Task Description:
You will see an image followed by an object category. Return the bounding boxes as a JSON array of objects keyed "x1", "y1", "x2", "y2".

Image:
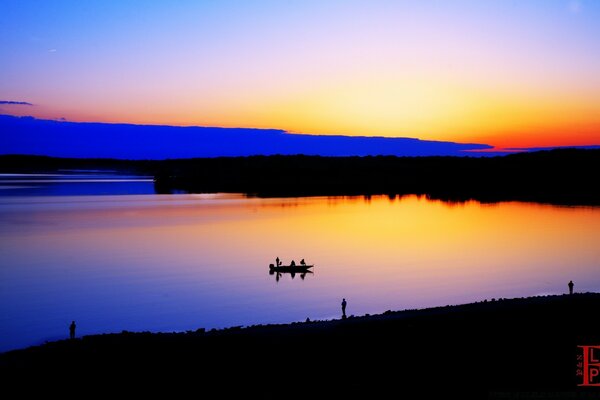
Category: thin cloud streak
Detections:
[{"x1": 0, "y1": 101, "x2": 33, "y2": 106}]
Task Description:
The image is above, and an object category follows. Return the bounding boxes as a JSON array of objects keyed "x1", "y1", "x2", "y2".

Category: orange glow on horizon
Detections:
[
  {"x1": 8, "y1": 98, "x2": 599, "y2": 151},
  {"x1": 6, "y1": 74, "x2": 598, "y2": 150},
  {"x1": 3, "y1": 1, "x2": 600, "y2": 149}
]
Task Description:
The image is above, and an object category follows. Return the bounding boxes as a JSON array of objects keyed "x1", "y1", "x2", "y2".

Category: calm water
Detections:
[{"x1": 1, "y1": 174, "x2": 599, "y2": 352}]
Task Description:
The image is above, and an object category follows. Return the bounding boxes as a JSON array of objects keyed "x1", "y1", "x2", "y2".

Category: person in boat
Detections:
[
  {"x1": 276, "y1": 257, "x2": 281, "y2": 267},
  {"x1": 290, "y1": 260, "x2": 296, "y2": 267},
  {"x1": 300, "y1": 259, "x2": 306, "y2": 266}
]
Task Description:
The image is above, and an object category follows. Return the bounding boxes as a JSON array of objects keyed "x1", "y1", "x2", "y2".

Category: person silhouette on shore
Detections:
[
  {"x1": 568, "y1": 280, "x2": 574, "y2": 295},
  {"x1": 69, "y1": 320, "x2": 76, "y2": 340},
  {"x1": 341, "y1": 298, "x2": 347, "y2": 319}
]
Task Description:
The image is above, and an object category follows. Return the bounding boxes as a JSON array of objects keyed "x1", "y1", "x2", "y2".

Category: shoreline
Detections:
[
  {"x1": 2, "y1": 149, "x2": 600, "y2": 206},
  {"x1": 2, "y1": 293, "x2": 599, "y2": 397}
]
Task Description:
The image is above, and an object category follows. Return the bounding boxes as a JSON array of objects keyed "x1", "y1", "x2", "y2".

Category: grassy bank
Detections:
[{"x1": 2, "y1": 293, "x2": 599, "y2": 398}]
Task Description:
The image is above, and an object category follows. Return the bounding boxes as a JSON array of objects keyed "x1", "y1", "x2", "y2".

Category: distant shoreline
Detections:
[
  {"x1": 2, "y1": 293, "x2": 599, "y2": 397},
  {"x1": 1, "y1": 149, "x2": 600, "y2": 205}
]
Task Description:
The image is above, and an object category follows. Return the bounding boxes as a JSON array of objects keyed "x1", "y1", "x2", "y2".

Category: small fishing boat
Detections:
[{"x1": 269, "y1": 263, "x2": 314, "y2": 273}]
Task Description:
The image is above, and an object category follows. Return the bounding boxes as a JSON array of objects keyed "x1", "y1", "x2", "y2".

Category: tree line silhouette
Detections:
[
  {"x1": 153, "y1": 149, "x2": 600, "y2": 205},
  {"x1": 2, "y1": 149, "x2": 599, "y2": 205}
]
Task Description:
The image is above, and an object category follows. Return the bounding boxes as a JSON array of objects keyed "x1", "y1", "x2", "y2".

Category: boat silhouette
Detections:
[
  {"x1": 269, "y1": 259, "x2": 314, "y2": 281},
  {"x1": 269, "y1": 263, "x2": 314, "y2": 273}
]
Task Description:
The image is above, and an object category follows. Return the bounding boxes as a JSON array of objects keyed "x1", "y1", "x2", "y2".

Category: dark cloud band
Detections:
[{"x1": 0, "y1": 100, "x2": 33, "y2": 106}]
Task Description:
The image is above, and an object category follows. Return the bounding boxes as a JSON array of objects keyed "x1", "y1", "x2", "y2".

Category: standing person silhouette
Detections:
[
  {"x1": 69, "y1": 320, "x2": 76, "y2": 340},
  {"x1": 341, "y1": 298, "x2": 347, "y2": 319},
  {"x1": 568, "y1": 280, "x2": 574, "y2": 295}
]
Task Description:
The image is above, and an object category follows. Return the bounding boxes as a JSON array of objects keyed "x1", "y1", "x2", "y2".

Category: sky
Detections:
[{"x1": 1, "y1": 0, "x2": 600, "y2": 150}]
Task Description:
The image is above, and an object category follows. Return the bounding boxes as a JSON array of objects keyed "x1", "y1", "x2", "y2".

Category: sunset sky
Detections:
[{"x1": 1, "y1": 0, "x2": 600, "y2": 149}]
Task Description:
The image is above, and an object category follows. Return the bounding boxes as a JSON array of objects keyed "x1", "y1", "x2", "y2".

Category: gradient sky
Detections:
[{"x1": 1, "y1": 0, "x2": 600, "y2": 149}]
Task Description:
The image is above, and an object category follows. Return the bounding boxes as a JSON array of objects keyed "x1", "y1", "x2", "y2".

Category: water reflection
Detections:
[
  {"x1": 270, "y1": 269, "x2": 314, "y2": 282},
  {"x1": 0, "y1": 171, "x2": 155, "y2": 196},
  {"x1": 0, "y1": 192, "x2": 598, "y2": 353}
]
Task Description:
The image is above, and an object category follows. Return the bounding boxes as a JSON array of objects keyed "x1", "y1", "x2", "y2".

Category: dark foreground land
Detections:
[
  {"x1": 2, "y1": 294, "x2": 600, "y2": 398},
  {"x1": 2, "y1": 148, "x2": 600, "y2": 205}
]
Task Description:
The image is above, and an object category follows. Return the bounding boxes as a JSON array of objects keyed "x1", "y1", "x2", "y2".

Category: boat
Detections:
[{"x1": 269, "y1": 263, "x2": 314, "y2": 273}]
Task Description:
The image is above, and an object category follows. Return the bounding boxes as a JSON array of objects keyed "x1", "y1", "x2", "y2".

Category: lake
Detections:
[{"x1": 1, "y1": 173, "x2": 599, "y2": 352}]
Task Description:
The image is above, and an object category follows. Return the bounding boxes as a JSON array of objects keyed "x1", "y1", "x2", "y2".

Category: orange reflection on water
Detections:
[{"x1": 0, "y1": 194, "x2": 599, "y2": 352}]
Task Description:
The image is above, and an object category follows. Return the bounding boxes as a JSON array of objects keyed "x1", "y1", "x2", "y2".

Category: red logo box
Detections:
[{"x1": 578, "y1": 345, "x2": 600, "y2": 386}]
